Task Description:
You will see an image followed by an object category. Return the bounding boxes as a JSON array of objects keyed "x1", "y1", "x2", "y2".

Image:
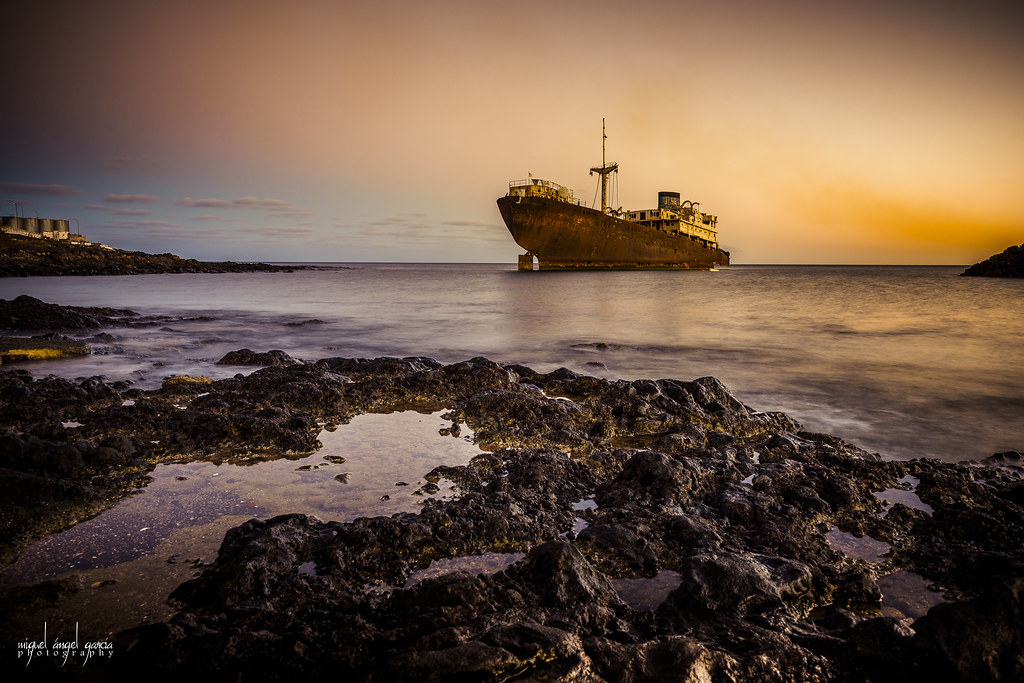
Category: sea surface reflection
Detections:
[{"x1": 4, "y1": 264, "x2": 1022, "y2": 462}]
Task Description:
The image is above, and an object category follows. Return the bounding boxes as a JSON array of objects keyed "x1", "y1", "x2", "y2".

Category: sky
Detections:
[{"x1": 1, "y1": 0, "x2": 1022, "y2": 264}]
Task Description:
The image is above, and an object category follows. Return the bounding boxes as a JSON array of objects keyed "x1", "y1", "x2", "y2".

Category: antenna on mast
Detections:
[{"x1": 590, "y1": 117, "x2": 618, "y2": 214}]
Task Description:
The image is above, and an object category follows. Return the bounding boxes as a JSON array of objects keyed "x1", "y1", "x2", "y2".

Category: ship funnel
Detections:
[{"x1": 658, "y1": 191, "x2": 680, "y2": 209}]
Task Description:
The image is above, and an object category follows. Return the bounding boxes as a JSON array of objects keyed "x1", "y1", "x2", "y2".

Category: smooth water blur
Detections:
[{"x1": 2, "y1": 264, "x2": 1022, "y2": 462}]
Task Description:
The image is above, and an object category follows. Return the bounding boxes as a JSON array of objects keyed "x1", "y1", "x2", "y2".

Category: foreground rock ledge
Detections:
[{"x1": 1, "y1": 354, "x2": 1022, "y2": 681}]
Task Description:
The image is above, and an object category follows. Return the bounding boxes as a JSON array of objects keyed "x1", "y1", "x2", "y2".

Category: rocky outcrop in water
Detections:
[
  {"x1": 0, "y1": 336, "x2": 89, "y2": 364},
  {"x1": 0, "y1": 233, "x2": 313, "y2": 276},
  {"x1": 961, "y1": 244, "x2": 1024, "y2": 278},
  {"x1": 0, "y1": 295, "x2": 167, "y2": 365},
  {"x1": 1, "y1": 332, "x2": 1022, "y2": 678},
  {"x1": 217, "y1": 348, "x2": 301, "y2": 366},
  {"x1": 0, "y1": 295, "x2": 140, "y2": 331}
]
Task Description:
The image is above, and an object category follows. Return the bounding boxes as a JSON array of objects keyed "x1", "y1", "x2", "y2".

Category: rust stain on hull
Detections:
[{"x1": 497, "y1": 195, "x2": 730, "y2": 271}]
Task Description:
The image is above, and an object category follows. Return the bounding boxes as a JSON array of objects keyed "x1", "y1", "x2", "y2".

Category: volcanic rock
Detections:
[{"x1": 0, "y1": 332, "x2": 1021, "y2": 680}]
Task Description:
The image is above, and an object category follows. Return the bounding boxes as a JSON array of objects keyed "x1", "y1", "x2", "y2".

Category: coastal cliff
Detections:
[
  {"x1": 961, "y1": 244, "x2": 1024, "y2": 278},
  {"x1": 0, "y1": 233, "x2": 303, "y2": 277}
]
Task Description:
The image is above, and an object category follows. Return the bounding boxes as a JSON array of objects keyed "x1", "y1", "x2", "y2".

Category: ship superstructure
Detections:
[{"x1": 625, "y1": 192, "x2": 720, "y2": 251}]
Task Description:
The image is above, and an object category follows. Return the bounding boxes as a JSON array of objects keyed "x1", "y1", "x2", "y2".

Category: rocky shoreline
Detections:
[
  {"x1": 1, "y1": 301, "x2": 1022, "y2": 681},
  {"x1": 0, "y1": 233, "x2": 321, "y2": 276}
]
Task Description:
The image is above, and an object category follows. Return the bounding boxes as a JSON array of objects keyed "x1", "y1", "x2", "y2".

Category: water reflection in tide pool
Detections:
[
  {"x1": 874, "y1": 475, "x2": 933, "y2": 517},
  {"x1": 824, "y1": 526, "x2": 950, "y2": 621},
  {"x1": 611, "y1": 571, "x2": 683, "y2": 611},
  {"x1": 825, "y1": 526, "x2": 891, "y2": 563},
  {"x1": 0, "y1": 411, "x2": 483, "y2": 639},
  {"x1": 878, "y1": 571, "x2": 948, "y2": 620}
]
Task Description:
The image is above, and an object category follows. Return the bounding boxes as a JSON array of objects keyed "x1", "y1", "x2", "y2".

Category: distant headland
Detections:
[
  {"x1": 961, "y1": 243, "x2": 1024, "y2": 278},
  {"x1": 0, "y1": 218, "x2": 315, "y2": 277}
]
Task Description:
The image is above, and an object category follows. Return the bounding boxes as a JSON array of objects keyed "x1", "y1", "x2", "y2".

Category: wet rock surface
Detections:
[{"x1": 0, "y1": 315, "x2": 1022, "y2": 679}]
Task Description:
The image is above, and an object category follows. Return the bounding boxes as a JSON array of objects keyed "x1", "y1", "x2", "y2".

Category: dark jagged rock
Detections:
[
  {"x1": 575, "y1": 523, "x2": 658, "y2": 577},
  {"x1": 216, "y1": 348, "x2": 300, "y2": 366},
  {"x1": 659, "y1": 549, "x2": 814, "y2": 618},
  {"x1": 505, "y1": 540, "x2": 623, "y2": 609},
  {"x1": 910, "y1": 574, "x2": 1024, "y2": 681},
  {"x1": 961, "y1": 243, "x2": 1024, "y2": 277},
  {"x1": 0, "y1": 295, "x2": 138, "y2": 331},
  {"x1": 0, "y1": 336, "x2": 1022, "y2": 680}
]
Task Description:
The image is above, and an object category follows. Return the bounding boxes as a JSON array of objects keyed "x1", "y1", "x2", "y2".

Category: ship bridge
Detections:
[{"x1": 626, "y1": 192, "x2": 720, "y2": 249}]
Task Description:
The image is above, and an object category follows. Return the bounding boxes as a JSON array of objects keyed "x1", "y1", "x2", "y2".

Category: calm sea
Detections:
[{"x1": 2, "y1": 264, "x2": 1021, "y2": 463}]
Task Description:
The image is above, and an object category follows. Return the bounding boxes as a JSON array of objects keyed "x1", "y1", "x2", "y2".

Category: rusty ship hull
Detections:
[{"x1": 497, "y1": 194, "x2": 730, "y2": 270}]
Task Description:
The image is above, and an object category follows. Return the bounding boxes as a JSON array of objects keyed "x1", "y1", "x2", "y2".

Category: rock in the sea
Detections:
[
  {"x1": 216, "y1": 348, "x2": 300, "y2": 366},
  {"x1": 961, "y1": 243, "x2": 1024, "y2": 277},
  {"x1": 0, "y1": 294, "x2": 137, "y2": 331},
  {"x1": 0, "y1": 336, "x2": 89, "y2": 363}
]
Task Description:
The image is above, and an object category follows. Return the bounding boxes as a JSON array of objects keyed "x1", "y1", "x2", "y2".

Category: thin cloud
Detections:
[
  {"x1": 104, "y1": 193, "x2": 162, "y2": 204},
  {"x1": 132, "y1": 226, "x2": 233, "y2": 240},
  {"x1": 351, "y1": 215, "x2": 508, "y2": 243},
  {"x1": 176, "y1": 197, "x2": 234, "y2": 209},
  {"x1": 232, "y1": 197, "x2": 299, "y2": 213},
  {"x1": 369, "y1": 216, "x2": 416, "y2": 226},
  {"x1": 238, "y1": 225, "x2": 316, "y2": 237},
  {"x1": 0, "y1": 182, "x2": 84, "y2": 196},
  {"x1": 101, "y1": 156, "x2": 157, "y2": 171},
  {"x1": 440, "y1": 219, "x2": 502, "y2": 229},
  {"x1": 175, "y1": 195, "x2": 314, "y2": 218},
  {"x1": 105, "y1": 219, "x2": 180, "y2": 230},
  {"x1": 85, "y1": 204, "x2": 153, "y2": 216}
]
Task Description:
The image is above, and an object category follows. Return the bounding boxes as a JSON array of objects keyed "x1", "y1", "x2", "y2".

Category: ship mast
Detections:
[{"x1": 589, "y1": 118, "x2": 618, "y2": 214}]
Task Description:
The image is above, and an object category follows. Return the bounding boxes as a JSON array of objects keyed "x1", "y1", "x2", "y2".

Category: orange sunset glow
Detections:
[{"x1": 1, "y1": 0, "x2": 1021, "y2": 263}]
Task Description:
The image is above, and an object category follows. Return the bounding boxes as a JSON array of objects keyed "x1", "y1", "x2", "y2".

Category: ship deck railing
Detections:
[{"x1": 508, "y1": 178, "x2": 572, "y2": 194}]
